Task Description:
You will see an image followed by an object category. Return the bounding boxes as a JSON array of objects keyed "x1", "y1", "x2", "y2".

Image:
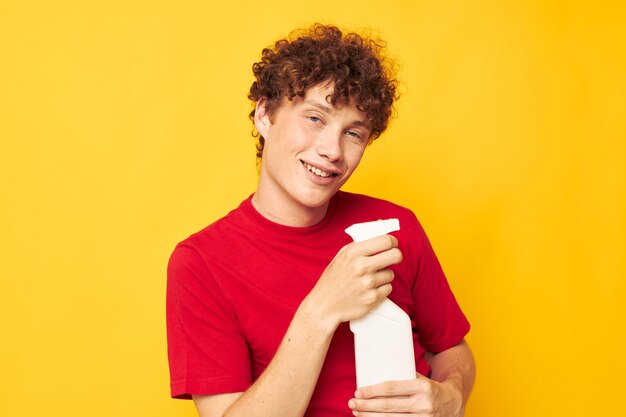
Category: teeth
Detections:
[{"x1": 304, "y1": 162, "x2": 332, "y2": 178}]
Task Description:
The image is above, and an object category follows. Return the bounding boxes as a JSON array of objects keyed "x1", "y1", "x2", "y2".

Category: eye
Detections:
[
  {"x1": 345, "y1": 130, "x2": 362, "y2": 140},
  {"x1": 307, "y1": 116, "x2": 321, "y2": 123}
]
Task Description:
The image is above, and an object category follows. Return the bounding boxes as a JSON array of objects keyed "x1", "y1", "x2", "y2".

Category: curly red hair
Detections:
[{"x1": 248, "y1": 24, "x2": 399, "y2": 160}]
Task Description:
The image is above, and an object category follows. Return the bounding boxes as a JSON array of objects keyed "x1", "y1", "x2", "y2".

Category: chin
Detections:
[{"x1": 296, "y1": 189, "x2": 337, "y2": 209}]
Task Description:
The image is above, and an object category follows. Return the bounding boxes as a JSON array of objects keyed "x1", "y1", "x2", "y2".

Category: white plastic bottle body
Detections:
[
  {"x1": 350, "y1": 299, "x2": 417, "y2": 387},
  {"x1": 345, "y1": 219, "x2": 417, "y2": 388}
]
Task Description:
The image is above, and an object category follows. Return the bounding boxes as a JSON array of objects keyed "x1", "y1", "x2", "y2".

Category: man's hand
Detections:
[
  {"x1": 347, "y1": 340, "x2": 475, "y2": 417},
  {"x1": 347, "y1": 374, "x2": 464, "y2": 417},
  {"x1": 301, "y1": 235, "x2": 403, "y2": 330}
]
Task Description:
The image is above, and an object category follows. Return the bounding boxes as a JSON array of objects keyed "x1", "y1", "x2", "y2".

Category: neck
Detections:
[{"x1": 252, "y1": 189, "x2": 330, "y2": 228}]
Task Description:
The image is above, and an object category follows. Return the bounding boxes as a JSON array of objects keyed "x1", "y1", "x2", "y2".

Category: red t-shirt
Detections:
[{"x1": 166, "y1": 191, "x2": 470, "y2": 415}]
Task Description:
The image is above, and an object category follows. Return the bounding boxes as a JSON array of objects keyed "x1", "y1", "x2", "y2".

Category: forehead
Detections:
[
  {"x1": 301, "y1": 82, "x2": 354, "y2": 109},
  {"x1": 278, "y1": 82, "x2": 366, "y2": 120}
]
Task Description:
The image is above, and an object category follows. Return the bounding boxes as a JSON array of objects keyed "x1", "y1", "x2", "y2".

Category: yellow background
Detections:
[{"x1": 1, "y1": 1, "x2": 624, "y2": 416}]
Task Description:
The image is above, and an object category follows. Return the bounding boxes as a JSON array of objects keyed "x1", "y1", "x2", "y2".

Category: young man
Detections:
[{"x1": 167, "y1": 24, "x2": 475, "y2": 417}]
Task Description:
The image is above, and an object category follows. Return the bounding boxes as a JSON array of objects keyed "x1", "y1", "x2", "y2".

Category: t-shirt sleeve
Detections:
[
  {"x1": 166, "y1": 243, "x2": 251, "y2": 399},
  {"x1": 407, "y1": 213, "x2": 470, "y2": 353}
]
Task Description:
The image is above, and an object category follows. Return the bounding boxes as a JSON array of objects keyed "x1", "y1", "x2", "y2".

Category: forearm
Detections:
[
  {"x1": 427, "y1": 339, "x2": 475, "y2": 411},
  {"x1": 223, "y1": 299, "x2": 337, "y2": 417}
]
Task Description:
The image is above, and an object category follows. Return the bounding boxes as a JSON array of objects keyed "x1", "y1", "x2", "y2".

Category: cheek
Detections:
[
  {"x1": 345, "y1": 145, "x2": 366, "y2": 168},
  {"x1": 293, "y1": 123, "x2": 317, "y2": 145}
]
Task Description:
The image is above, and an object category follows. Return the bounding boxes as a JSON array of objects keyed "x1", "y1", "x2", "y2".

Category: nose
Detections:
[{"x1": 315, "y1": 129, "x2": 342, "y2": 162}]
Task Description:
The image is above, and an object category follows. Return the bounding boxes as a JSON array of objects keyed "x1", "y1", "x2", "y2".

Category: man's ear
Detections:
[{"x1": 254, "y1": 97, "x2": 271, "y2": 139}]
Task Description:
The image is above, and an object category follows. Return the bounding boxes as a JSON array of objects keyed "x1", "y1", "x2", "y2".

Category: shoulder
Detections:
[
  {"x1": 167, "y1": 200, "x2": 254, "y2": 296},
  {"x1": 177, "y1": 199, "x2": 249, "y2": 250},
  {"x1": 169, "y1": 198, "x2": 253, "y2": 271}
]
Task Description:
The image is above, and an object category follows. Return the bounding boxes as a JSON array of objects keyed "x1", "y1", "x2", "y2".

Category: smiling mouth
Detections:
[{"x1": 301, "y1": 161, "x2": 338, "y2": 178}]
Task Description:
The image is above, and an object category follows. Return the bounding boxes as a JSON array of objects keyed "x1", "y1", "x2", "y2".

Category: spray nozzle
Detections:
[{"x1": 345, "y1": 218, "x2": 400, "y2": 242}]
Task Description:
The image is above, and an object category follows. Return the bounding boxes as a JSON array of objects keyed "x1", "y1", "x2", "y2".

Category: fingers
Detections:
[
  {"x1": 356, "y1": 378, "x2": 426, "y2": 398},
  {"x1": 338, "y1": 235, "x2": 402, "y2": 283},
  {"x1": 347, "y1": 239, "x2": 402, "y2": 275},
  {"x1": 376, "y1": 281, "x2": 393, "y2": 299},
  {"x1": 369, "y1": 246, "x2": 403, "y2": 269},
  {"x1": 348, "y1": 396, "x2": 415, "y2": 414},
  {"x1": 315, "y1": 234, "x2": 403, "y2": 324},
  {"x1": 369, "y1": 267, "x2": 394, "y2": 288},
  {"x1": 350, "y1": 413, "x2": 407, "y2": 417},
  {"x1": 349, "y1": 234, "x2": 399, "y2": 257},
  {"x1": 349, "y1": 378, "x2": 436, "y2": 416}
]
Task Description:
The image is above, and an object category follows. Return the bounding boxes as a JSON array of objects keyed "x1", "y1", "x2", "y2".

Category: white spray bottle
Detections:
[{"x1": 345, "y1": 219, "x2": 416, "y2": 388}]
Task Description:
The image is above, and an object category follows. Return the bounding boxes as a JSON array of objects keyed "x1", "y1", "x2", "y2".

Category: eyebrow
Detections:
[
  {"x1": 303, "y1": 100, "x2": 335, "y2": 114},
  {"x1": 302, "y1": 100, "x2": 371, "y2": 129}
]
